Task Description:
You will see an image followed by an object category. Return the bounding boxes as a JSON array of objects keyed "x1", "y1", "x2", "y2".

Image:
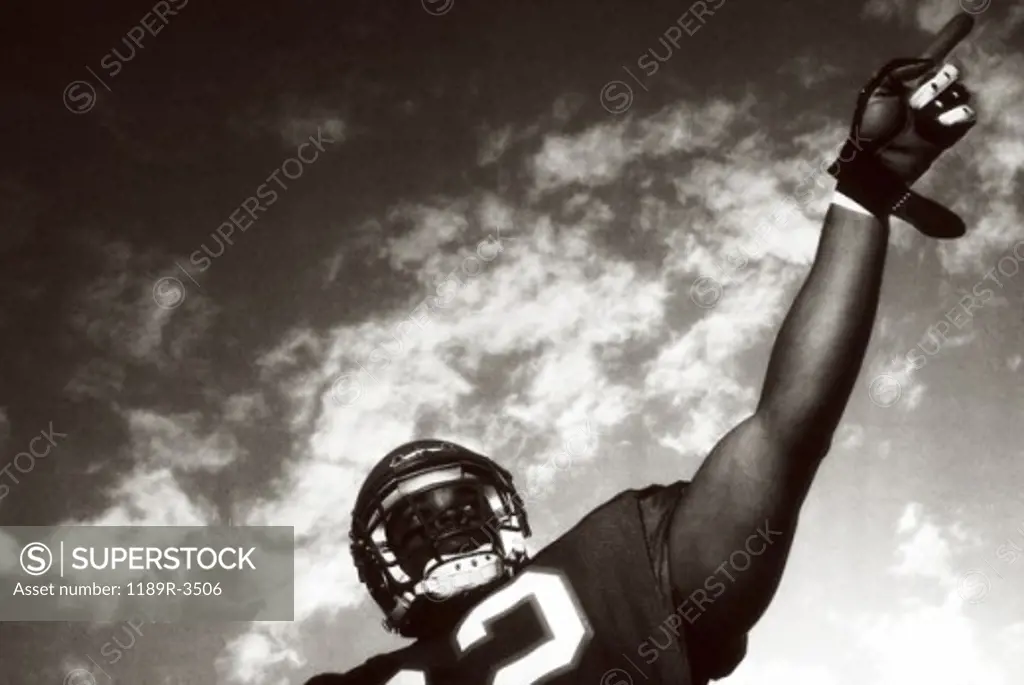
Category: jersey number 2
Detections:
[{"x1": 385, "y1": 569, "x2": 590, "y2": 685}]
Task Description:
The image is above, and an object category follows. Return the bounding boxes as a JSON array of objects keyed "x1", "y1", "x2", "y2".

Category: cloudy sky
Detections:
[{"x1": 2, "y1": 0, "x2": 1024, "y2": 683}]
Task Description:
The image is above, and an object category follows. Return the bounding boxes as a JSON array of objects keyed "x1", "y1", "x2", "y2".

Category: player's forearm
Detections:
[{"x1": 756, "y1": 203, "x2": 888, "y2": 447}]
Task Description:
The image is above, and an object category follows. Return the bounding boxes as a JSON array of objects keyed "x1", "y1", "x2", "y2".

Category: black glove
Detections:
[{"x1": 829, "y1": 14, "x2": 978, "y2": 238}]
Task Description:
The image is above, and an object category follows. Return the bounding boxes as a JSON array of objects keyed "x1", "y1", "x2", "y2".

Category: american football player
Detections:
[{"x1": 308, "y1": 14, "x2": 978, "y2": 685}]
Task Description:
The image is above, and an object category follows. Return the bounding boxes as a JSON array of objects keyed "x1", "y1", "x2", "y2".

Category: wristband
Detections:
[{"x1": 831, "y1": 192, "x2": 873, "y2": 216}]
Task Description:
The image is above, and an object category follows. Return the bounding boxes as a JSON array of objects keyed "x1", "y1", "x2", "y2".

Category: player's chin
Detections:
[
  {"x1": 438, "y1": 530, "x2": 491, "y2": 555},
  {"x1": 403, "y1": 531, "x2": 489, "y2": 571}
]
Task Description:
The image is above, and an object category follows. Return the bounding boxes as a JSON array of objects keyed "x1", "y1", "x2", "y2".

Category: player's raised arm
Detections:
[{"x1": 664, "y1": 15, "x2": 978, "y2": 663}]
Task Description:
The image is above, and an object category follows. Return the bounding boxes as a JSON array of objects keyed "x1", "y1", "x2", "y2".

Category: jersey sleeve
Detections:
[
  {"x1": 635, "y1": 481, "x2": 688, "y2": 607},
  {"x1": 634, "y1": 481, "x2": 747, "y2": 682}
]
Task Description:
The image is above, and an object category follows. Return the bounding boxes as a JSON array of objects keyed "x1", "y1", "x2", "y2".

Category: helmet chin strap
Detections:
[{"x1": 418, "y1": 546, "x2": 506, "y2": 600}]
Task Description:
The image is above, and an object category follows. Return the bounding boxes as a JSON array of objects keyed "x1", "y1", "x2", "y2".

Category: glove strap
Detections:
[
  {"x1": 827, "y1": 138, "x2": 966, "y2": 238},
  {"x1": 827, "y1": 139, "x2": 911, "y2": 219},
  {"x1": 894, "y1": 191, "x2": 967, "y2": 239}
]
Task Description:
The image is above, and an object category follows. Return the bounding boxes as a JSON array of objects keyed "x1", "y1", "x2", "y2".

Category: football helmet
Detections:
[{"x1": 350, "y1": 439, "x2": 531, "y2": 637}]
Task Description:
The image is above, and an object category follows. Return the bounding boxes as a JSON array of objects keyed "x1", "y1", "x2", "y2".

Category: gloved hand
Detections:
[{"x1": 829, "y1": 14, "x2": 978, "y2": 238}]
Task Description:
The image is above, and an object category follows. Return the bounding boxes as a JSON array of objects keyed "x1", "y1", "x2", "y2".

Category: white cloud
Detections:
[
  {"x1": 853, "y1": 592, "x2": 1007, "y2": 685},
  {"x1": 281, "y1": 116, "x2": 345, "y2": 147},
  {"x1": 860, "y1": 0, "x2": 961, "y2": 31},
  {"x1": 124, "y1": 409, "x2": 243, "y2": 472},
  {"x1": 779, "y1": 55, "x2": 844, "y2": 89},
  {"x1": 861, "y1": 0, "x2": 909, "y2": 22},
  {"x1": 0, "y1": 529, "x2": 20, "y2": 573},
  {"x1": 477, "y1": 124, "x2": 514, "y2": 165},
  {"x1": 891, "y1": 516, "x2": 955, "y2": 582},
  {"x1": 901, "y1": 382, "x2": 927, "y2": 410},
  {"x1": 897, "y1": 502, "x2": 922, "y2": 534},
  {"x1": 997, "y1": 621, "x2": 1024, "y2": 664},
  {"x1": 386, "y1": 200, "x2": 472, "y2": 270},
  {"x1": 223, "y1": 392, "x2": 271, "y2": 424},
  {"x1": 836, "y1": 423, "x2": 866, "y2": 451},
  {"x1": 64, "y1": 240, "x2": 219, "y2": 400},
  {"x1": 728, "y1": 658, "x2": 843, "y2": 685},
  {"x1": 76, "y1": 467, "x2": 215, "y2": 527},
  {"x1": 529, "y1": 97, "x2": 752, "y2": 194},
  {"x1": 217, "y1": 631, "x2": 302, "y2": 685},
  {"x1": 843, "y1": 503, "x2": 1012, "y2": 685}
]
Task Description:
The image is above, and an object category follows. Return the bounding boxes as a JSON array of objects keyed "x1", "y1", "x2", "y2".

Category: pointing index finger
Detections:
[{"x1": 921, "y1": 13, "x2": 974, "y2": 62}]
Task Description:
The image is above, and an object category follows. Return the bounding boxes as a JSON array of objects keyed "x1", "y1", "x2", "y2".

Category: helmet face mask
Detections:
[
  {"x1": 383, "y1": 481, "x2": 496, "y2": 578},
  {"x1": 350, "y1": 440, "x2": 531, "y2": 637}
]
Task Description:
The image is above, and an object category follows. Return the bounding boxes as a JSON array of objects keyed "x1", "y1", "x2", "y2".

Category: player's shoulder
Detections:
[
  {"x1": 532, "y1": 480, "x2": 690, "y2": 561},
  {"x1": 572, "y1": 480, "x2": 691, "y2": 531},
  {"x1": 578, "y1": 481, "x2": 683, "y2": 515},
  {"x1": 631, "y1": 479, "x2": 691, "y2": 521}
]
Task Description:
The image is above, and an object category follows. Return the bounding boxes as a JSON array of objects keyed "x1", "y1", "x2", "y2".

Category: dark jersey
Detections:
[{"x1": 309, "y1": 482, "x2": 745, "y2": 685}]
